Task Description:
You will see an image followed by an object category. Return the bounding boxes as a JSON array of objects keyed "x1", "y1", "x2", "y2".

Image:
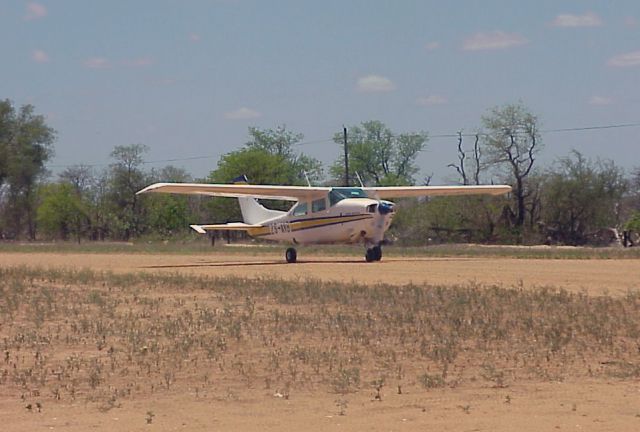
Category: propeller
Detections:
[
  {"x1": 369, "y1": 200, "x2": 394, "y2": 246},
  {"x1": 377, "y1": 201, "x2": 394, "y2": 215}
]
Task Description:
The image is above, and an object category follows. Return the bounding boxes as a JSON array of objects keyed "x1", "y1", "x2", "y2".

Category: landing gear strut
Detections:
[
  {"x1": 285, "y1": 247, "x2": 297, "y2": 263},
  {"x1": 365, "y1": 245, "x2": 382, "y2": 262}
]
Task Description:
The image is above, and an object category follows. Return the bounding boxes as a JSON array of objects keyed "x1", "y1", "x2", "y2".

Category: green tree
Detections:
[
  {"x1": 145, "y1": 194, "x2": 191, "y2": 237},
  {"x1": 37, "y1": 183, "x2": 88, "y2": 242},
  {"x1": 244, "y1": 125, "x2": 323, "y2": 182},
  {"x1": 625, "y1": 211, "x2": 640, "y2": 232},
  {"x1": 330, "y1": 121, "x2": 427, "y2": 186},
  {"x1": 481, "y1": 103, "x2": 541, "y2": 234},
  {"x1": 206, "y1": 126, "x2": 323, "y2": 223},
  {"x1": 144, "y1": 165, "x2": 193, "y2": 237},
  {"x1": 58, "y1": 165, "x2": 105, "y2": 241},
  {"x1": 210, "y1": 147, "x2": 306, "y2": 185},
  {"x1": 0, "y1": 100, "x2": 55, "y2": 239},
  {"x1": 107, "y1": 144, "x2": 149, "y2": 240},
  {"x1": 391, "y1": 194, "x2": 509, "y2": 245},
  {"x1": 59, "y1": 165, "x2": 95, "y2": 195},
  {"x1": 541, "y1": 151, "x2": 627, "y2": 245},
  {"x1": 245, "y1": 125, "x2": 300, "y2": 159},
  {"x1": 87, "y1": 169, "x2": 113, "y2": 240}
]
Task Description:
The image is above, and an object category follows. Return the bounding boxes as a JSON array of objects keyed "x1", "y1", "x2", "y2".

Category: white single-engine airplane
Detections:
[{"x1": 137, "y1": 175, "x2": 511, "y2": 263}]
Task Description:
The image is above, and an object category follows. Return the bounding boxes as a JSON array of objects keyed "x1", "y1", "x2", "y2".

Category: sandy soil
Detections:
[
  {"x1": 2, "y1": 251, "x2": 640, "y2": 295},
  {"x1": 2, "y1": 250, "x2": 640, "y2": 431},
  {"x1": 4, "y1": 381, "x2": 640, "y2": 432}
]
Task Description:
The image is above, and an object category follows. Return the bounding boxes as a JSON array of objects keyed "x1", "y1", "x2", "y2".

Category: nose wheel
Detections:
[
  {"x1": 285, "y1": 247, "x2": 297, "y2": 263},
  {"x1": 365, "y1": 245, "x2": 382, "y2": 262}
]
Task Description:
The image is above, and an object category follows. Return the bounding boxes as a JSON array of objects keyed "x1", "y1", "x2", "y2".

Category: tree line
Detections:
[{"x1": 1, "y1": 98, "x2": 638, "y2": 246}]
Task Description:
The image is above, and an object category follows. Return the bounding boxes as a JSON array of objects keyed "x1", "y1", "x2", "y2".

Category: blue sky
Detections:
[{"x1": 1, "y1": 0, "x2": 639, "y2": 183}]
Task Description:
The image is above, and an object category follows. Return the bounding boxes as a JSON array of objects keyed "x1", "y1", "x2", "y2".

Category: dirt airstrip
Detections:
[
  {"x1": 1, "y1": 250, "x2": 640, "y2": 431},
  {"x1": 2, "y1": 251, "x2": 640, "y2": 296}
]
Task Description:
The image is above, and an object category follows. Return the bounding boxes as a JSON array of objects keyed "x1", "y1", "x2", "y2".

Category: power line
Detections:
[
  {"x1": 141, "y1": 155, "x2": 218, "y2": 164},
  {"x1": 294, "y1": 138, "x2": 335, "y2": 146},
  {"x1": 428, "y1": 122, "x2": 640, "y2": 139},
  {"x1": 46, "y1": 121, "x2": 640, "y2": 169},
  {"x1": 542, "y1": 122, "x2": 640, "y2": 134}
]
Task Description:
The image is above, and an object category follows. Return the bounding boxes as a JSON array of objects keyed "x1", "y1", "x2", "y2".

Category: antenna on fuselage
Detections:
[{"x1": 354, "y1": 171, "x2": 364, "y2": 188}]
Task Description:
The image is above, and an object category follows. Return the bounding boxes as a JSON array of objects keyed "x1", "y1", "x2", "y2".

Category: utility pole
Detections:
[{"x1": 343, "y1": 126, "x2": 349, "y2": 186}]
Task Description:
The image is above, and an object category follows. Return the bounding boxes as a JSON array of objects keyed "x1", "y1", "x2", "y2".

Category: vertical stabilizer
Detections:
[{"x1": 231, "y1": 175, "x2": 285, "y2": 224}]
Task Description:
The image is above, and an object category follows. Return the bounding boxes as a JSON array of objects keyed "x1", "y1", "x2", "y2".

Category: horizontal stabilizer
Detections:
[{"x1": 190, "y1": 223, "x2": 262, "y2": 234}]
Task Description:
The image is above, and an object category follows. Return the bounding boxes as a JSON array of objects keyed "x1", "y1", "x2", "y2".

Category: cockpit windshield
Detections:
[{"x1": 329, "y1": 187, "x2": 368, "y2": 206}]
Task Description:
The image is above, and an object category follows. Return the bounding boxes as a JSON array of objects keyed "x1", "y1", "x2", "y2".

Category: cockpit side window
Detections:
[
  {"x1": 328, "y1": 188, "x2": 367, "y2": 206},
  {"x1": 329, "y1": 190, "x2": 344, "y2": 207},
  {"x1": 312, "y1": 198, "x2": 327, "y2": 213},
  {"x1": 292, "y1": 201, "x2": 308, "y2": 216}
]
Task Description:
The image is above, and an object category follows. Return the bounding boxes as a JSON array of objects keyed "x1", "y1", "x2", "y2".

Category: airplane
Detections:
[{"x1": 137, "y1": 175, "x2": 511, "y2": 263}]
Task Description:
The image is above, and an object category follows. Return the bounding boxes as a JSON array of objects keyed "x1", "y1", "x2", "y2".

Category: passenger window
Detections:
[
  {"x1": 292, "y1": 202, "x2": 308, "y2": 216},
  {"x1": 312, "y1": 198, "x2": 326, "y2": 213}
]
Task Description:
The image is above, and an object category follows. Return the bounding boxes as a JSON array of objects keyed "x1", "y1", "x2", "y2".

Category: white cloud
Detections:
[
  {"x1": 551, "y1": 12, "x2": 602, "y2": 28},
  {"x1": 25, "y1": 2, "x2": 47, "y2": 20},
  {"x1": 425, "y1": 41, "x2": 440, "y2": 51},
  {"x1": 607, "y1": 50, "x2": 640, "y2": 67},
  {"x1": 356, "y1": 75, "x2": 396, "y2": 93},
  {"x1": 624, "y1": 16, "x2": 638, "y2": 28},
  {"x1": 31, "y1": 49, "x2": 49, "y2": 63},
  {"x1": 123, "y1": 57, "x2": 153, "y2": 67},
  {"x1": 462, "y1": 31, "x2": 527, "y2": 51},
  {"x1": 189, "y1": 33, "x2": 201, "y2": 43},
  {"x1": 224, "y1": 107, "x2": 262, "y2": 120},
  {"x1": 154, "y1": 78, "x2": 177, "y2": 86},
  {"x1": 416, "y1": 95, "x2": 448, "y2": 106},
  {"x1": 589, "y1": 96, "x2": 613, "y2": 106},
  {"x1": 83, "y1": 57, "x2": 111, "y2": 69}
]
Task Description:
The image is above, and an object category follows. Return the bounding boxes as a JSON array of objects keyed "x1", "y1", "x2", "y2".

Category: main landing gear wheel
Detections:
[
  {"x1": 365, "y1": 246, "x2": 382, "y2": 262},
  {"x1": 285, "y1": 247, "x2": 297, "y2": 263}
]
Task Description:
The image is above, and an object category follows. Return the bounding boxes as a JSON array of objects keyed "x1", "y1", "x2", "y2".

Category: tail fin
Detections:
[{"x1": 232, "y1": 175, "x2": 285, "y2": 224}]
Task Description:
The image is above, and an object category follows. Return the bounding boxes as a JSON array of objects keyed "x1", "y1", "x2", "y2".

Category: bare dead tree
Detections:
[
  {"x1": 423, "y1": 172, "x2": 433, "y2": 186},
  {"x1": 447, "y1": 131, "x2": 468, "y2": 185},
  {"x1": 482, "y1": 103, "x2": 542, "y2": 230},
  {"x1": 472, "y1": 134, "x2": 481, "y2": 185}
]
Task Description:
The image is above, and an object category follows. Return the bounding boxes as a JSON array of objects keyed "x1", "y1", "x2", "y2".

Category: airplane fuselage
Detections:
[{"x1": 247, "y1": 197, "x2": 395, "y2": 246}]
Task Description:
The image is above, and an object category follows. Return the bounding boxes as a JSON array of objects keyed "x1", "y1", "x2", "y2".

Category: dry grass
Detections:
[
  {"x1": 1, "y1": 266, "x2": 639, "y2": 412},
  {"x1": 2, "y1": 239, "x2": 640, "y2": 260}
]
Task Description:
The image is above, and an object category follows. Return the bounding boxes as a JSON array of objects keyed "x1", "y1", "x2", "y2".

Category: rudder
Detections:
[{"x1": 232, "y1": 175, "x2": 285, "y2": 224}]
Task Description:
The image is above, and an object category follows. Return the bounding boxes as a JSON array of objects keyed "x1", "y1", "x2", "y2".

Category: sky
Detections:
[{"x1": 1, "y1": 0, "x2": 639, "y2": 183}]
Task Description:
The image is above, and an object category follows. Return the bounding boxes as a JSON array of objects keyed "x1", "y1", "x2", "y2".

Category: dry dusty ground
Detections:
[
  {"x1": 1, "y1": 250, "x2": 640, "y2": 431},
  {"x1": 2, "y1": 251, "x2": 640, "y2": 295},
  {"x1": 4, "y1": 381, "x2": 640, "y2": 432}
]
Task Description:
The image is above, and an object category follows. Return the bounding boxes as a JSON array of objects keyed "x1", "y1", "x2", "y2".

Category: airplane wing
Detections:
[
  {"x1": 363, "y1": 185, "x2": 512, "y2": 199},
  {"x1": 137, "y1": 182, "x2": 331, "y2": 201},
  {"x1": 190, "y1": 223, "x2": 262, "y2": 234}
]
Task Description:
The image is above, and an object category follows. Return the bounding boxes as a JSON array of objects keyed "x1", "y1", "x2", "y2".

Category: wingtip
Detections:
[
  {"x1": 136, "y1": 185, "x2": 155, "y2": 195},
  {"x1": 488, "y1": 185, "x2": 512, "y2": 195},
  {"x1": 190, "y1": 224, "x2": 207, "y2": 234},
  {"x1": 136, "y1": 183, "x2": 168, "y2": 195}
]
